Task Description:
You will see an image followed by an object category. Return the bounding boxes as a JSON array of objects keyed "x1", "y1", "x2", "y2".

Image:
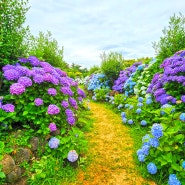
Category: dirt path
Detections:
[{"x1": 75, "y1": 102, "x2": 156, "y2": 185}]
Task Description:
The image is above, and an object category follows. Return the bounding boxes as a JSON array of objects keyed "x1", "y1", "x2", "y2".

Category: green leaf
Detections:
[
  {"x1": 23, "y1": 111, "x2": 28, "y2": 116},
  {"x1": 0, "y1": 172, "x2": 5, "y2": 179}
]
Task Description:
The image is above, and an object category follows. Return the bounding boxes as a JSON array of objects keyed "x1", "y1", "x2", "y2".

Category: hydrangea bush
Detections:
[
  {"x1": 0, "y1": 56, "x2": 87, "y2": 160},
  {"x1": 112, "y1": 62, "x2": 142, "y2": 93},
  {"x1": 147, "y1": 50, "x2": 185, "y2": 110}
]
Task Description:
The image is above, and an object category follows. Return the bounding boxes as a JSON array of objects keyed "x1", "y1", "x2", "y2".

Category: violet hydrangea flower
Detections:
[
  {"x1": 47, "y1": 88, "x2": 57, "y2": 96},
  {"x1": 18, "y1": 76, "x2": 32, "y2": 87},
  {"x1": 61, "y1": 100, "x2": 69, "y2": 108},
  {"x1": 10, "y1": 83, "x2": 25, "y2": 95},
  {"x1": 67, "y1": 150, "x2": 78, "y2": 162},
  {"x1": 67, "y1": 116, "x2": 76, "y2": 125},
  {"x1": 2, "y1": 104, "x2": 15, "y2": 112},
  {"x1": 4, "y1": 69, "x2": 20, "y2": 80},
  {"x1": 48, "y1": 137, "x2": 60, "y2": 149},
  {"x1": 48, "y1": 123, "x2": 57, "y2": 132},
  {"x1": 47, "y1": 104, "x2": 60, "y2": 115},
  {"x1": 60, "y1": 87, "x2": 73, "y2": 96},
  {"x1": 34, "y1": 98, "x2": 43, "y2": 106}
]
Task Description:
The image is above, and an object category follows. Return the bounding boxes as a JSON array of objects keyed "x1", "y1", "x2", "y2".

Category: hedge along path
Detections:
[{"x1": 75, "y1": 102, "x2": 156, "y2": 185}]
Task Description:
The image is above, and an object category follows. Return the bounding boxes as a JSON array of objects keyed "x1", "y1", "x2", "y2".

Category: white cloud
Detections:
[{"x1": 25, "y1": 0, "x2": 185, "y2": 68}]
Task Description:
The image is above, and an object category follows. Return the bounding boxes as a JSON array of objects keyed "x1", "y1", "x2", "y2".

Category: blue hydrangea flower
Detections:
[
  {"x1": 125, "y1": 104, "x2": 129, "y2": 108},
  {"x1": 138, "y1": 154, "x2": 145, "y2": 162},
  {"x1": 67, "y1": 150, "x2": 78, "y2": 162},
  {"x1": 141, "y1": 145, "x2": 150, "y2": 155},
  {"x1": 151, "y1": 123, "x2": 163, "y2": 138},
  {"x1": 137, "y1": 102, "x2": 143, "y2": 107},
  {"x1": 149, "y1": 138, "x2": 159, "y2": 148},
  {"x1": 146, "y1": 98, "x2": 152, "y2": 105},
  {"x1": 121, "y1": 112, "x2": 126, "y2": 118},
  {"x1": 128, "y1": 119, "x2": 134, "y2": 124},
  {"x1": 147, "y1": 162, "x2": 157, "y2": 174},
  {"x1": 141, "y1": 120, "x2": 147, "y2": 126},
  {"x1": 48, "y1": 137, "x2": 60, "y2": 149},
  {"x1": 138, "y1": 97, "x2": 143, "y2": 102},
  {"x1": 168, "y1": 174, "x2": 181, "y2": 185},
  {"x1": 142, "y1": 134, "x2": 150, "y2": 144},
  {"x1": 136, "y1": 108, "x2": 142, "y2": 114},
  {"x1": 180, "y1": 113, "x2": 185, "y2": 122},
  {"x1": 129, "y1": 105, "x2": 134, "y2": 110},
  {"x1": 182, "y1": 161, "x2": 185, "y2": 169},
  {"x1": 122, "y1": 117, "x2": 127, "y2": 124}
]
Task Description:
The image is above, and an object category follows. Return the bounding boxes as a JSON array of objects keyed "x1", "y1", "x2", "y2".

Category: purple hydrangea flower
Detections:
[
  {"x1": 67, "y1": 116, "x2": 76, "y2": 125},
  {"x1": 2, "y1": 104, "x2": 15, "y2": 112},
  {"x1": 78, "y1": 97, "x2": 83, "y2": 101},
  {"x1": 68, "y1": 97, "x2": 77, "y2": 108},
  {"x1": 2, "y1": 64, "x2": 15, "y2": 72},
  {"x1": 47, "y1": 104, "x2": 60, "y2": 115},
  {"x1": 48, "y1": 123, "x2": 57, "y2": 132},
  {"x1": 34, "y1": 98, "x2": 43, "y2": 106},
  {"x1": 168, "y1": 174, "x2": 181, "y2": 185},
  {"x1": 40, "y1": 61, "x2": 53, "y2": 73},
  {"x1": 47, "y1": 88, "x2": 57, "y2": 96},
  {"x1": 181, "y1": 95, "x2": 185, "y2": 103},
  {"x1": 33, "y1": 74, "x2": 44, "y2": 84},
  {"x1": 48, "y1": 137, "x2": 60, "y2": 149},
  {"x1": 77, "y1": 88, "x2": 86, "y2": 98},
  {"x1": 61, "y1": 100, "x2": 69, "y2": 108},
  {"x1": 10, "y1": 83, "x2": 25, "y2": 95},
  {"x1": 65, "y1": 109, "x2": 74, "y2": 117},
  {"x1": 67, "y1": 150, "x2": 78, "y2": 162},
  {"x1": 4, "y1": 69, "x2": 20, "y2": 80},
  {"x1": 151, "y1": 123, "x2": 163, "y2": 138},
  {"x1": 147, "y1": 162, "x2": 157, "y2": 174},
  {"x1": 60, "y1": 87, "x2": 73, "y2": 96},
  {"x1": 18, "y1": 76, "x2": 32, "y2": 87},
  {"x1": 28, "y1": 56, "x2": 40, "y2": 66}
]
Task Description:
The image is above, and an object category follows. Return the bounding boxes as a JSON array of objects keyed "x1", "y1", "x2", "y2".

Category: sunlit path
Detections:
[{"x1": 75, "y1": 102, "x2": 156, "y2": 185}]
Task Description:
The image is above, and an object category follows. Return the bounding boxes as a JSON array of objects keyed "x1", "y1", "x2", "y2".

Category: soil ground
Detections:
[{"x1": 74, "y1": 102, "x2": 156, "y2": 185}]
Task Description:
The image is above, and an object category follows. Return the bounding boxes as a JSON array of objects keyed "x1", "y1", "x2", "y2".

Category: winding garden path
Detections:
[{"x1": 74, "y1": 102, "x2": 156, "y2": 185}]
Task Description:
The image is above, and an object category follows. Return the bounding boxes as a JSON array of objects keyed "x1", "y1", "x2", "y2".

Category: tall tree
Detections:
[
  {"x1": 0, "y1": 0, "x2": 29, "y2": 68},
  {"x1": 27, "y1": 31, "x2": 68, "y2": 69},
  {"x1": 153, "y1": 13, "x2": 185, "y2": 61}
]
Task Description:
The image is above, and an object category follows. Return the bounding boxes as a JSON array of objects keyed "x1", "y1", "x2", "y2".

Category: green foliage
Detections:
[
  {"x1": 100, "y1": 51, "x2": 123, "y2": 86},
  {"x1": 88, "y1": 65, "x2": 100, "y2": 75},
  {"x1": 153, "y1": 13, "x2": 185, "y2": 61},
  {"x1": 0, "y1": 0, "x2": 29, "y2": 68},
  {"x1": 134, "y1": 58, "x2": 162, "y2": 96},
  {"x1": 27, "y1": 31, "x2": 68, "y2": 69},
  {"x1": 93, "y1": 88, "x2": 110, "y2": 102}
]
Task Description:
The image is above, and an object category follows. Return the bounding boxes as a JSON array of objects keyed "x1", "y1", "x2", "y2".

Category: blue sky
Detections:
[{"x1": 26, "y1": 0, "x2": 185, "y2": 68}]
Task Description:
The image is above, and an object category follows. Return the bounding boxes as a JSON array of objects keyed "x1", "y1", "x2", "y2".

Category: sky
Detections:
[{"x1": 25, "y1": 0, "x2": 185, "y2": 69}]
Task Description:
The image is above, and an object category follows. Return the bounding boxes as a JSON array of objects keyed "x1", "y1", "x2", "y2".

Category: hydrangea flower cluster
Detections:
[
  {"x1": 134, "y1": 58, "x2": 157, "y2": 96},
  {"x1": 168, "y1": 174, "x2": 181, "y2": 185},
  {"x1": 34, "y1": 98, "x2": 43, "y2": 106},
  {"x1": 112, "y1": 62, "x2": 142, "y2": 92},
  {"x1": 2, "y1": 104, "x2": 15, "y2": 112},
  {"x1": 48, "y1": 137, "x2": 60, "y2": 149},
  {"x1": 180, "y1": 113, "x2": 185, "y2": 122},
  {"x1": 47, "y1": 88, "x2": 57, "y2": 96},
  {"x1": 47, "y1": 104, "x2": 60, "y2": 115},
  {"x1": 147, "y1": 162, "x2": 157, "y2": 174},
  {"x1": 67, "y1": 150, "x2": 78, "y2": 162},
  {"x1": 137, "y1": 124, "x2": 162, "y2": 163},
  {"x1": 86, "y1": 73, "x2": 109, "y2": 91},
  {"x1": 48, "y1": 123, "x2": 57, "y2": 132},
  {"x1": 147, "y1": 50, "x2": 185, "y2": 105}
]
